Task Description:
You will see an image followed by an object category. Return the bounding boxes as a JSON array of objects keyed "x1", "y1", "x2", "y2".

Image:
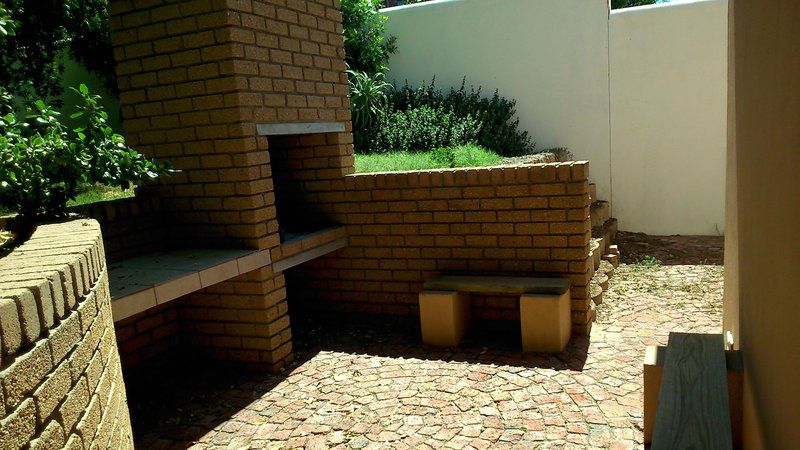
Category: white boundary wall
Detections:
[
  {"x1": 383, "y1": 0, "x2": 613, "y2": 201},
  {"x1": 383, "y1": 0, "x2": 728, "y2": 235},
  {"x1": 610, "y1": 0, "x2": 727, "y2": 235}
]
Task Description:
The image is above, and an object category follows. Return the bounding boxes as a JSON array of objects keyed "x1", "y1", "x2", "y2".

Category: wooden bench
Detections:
[
  {"x1": 648, "y1": 332, "x2": 738, "y2": 449},
  {"x1": 419, "y1": 275, "x2": 571, "y2": 352}
]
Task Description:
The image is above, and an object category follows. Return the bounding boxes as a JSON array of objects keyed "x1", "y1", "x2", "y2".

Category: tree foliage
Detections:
[
  {"x1": 341, "y1": 0, "x2": 396, "y2": 75},
  {"x1": 0, "y1": 85, "x2": 164, "y2": 224},
  {"x1": 611, "y1": 0, "x2": 664, "y2": 9},
  {"x1": 0, "y1": 0, "x2": 116, "y2": 102}
]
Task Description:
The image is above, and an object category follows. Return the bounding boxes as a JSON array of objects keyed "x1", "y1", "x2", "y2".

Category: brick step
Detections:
[
  {"x1": 598, "y1": 259, "x2": 615, "y2": 278},
  {"x1": 590, "y1": 238, "x2": 602, "y2": 271},
  {"x1": 590, "y1": 282, "x2": 603, "y2": 305},
  {"x1": 603, "y1": 253, "x2": 620, "y2": 268},
  {"x1": 591, "y1": 271, "x2": 609, "y2": 291},
  {"x1": 592, "y1": 217, "x2": 618, "y2": 246},
  {"x1": 590, "y1": 200, "x2": 610, "y2": 229},
  {"x1": 589, "y1": 239, "x2": 620, "y2": 327}
]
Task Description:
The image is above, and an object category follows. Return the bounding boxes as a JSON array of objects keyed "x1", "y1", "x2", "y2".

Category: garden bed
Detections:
[{"x1": 354, "y1": 147, "x2": 565, "y2": 173}]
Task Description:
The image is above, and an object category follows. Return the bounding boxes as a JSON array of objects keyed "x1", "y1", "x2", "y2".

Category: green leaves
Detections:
[
  {"x1": 366, "y1": 105, "x2": 482, "y2": 153},
  {"x1": 0, "y1": 85, "x2": 164, "y2": 223},
  {"x1": 386, "y1": 79, "x2": 533, "y2": 156},
  {"x1": 348, "y1": 67, "x2": 390, "y2": 129},
  {"x1": 0, "y1": 1, "x2": 116, "y2": 101},
  {"x1": 0, "y1": 4, "x2": 16, "y2": 38},
  {"x1": 341, "y1": 0, "x2": 396, "y2": 75}
]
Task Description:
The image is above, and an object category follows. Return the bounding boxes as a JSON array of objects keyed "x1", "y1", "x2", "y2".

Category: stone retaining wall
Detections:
[
  {"x1": 292, "y1": 162, "x2": 595, "y2": 334},
  {"x1": 0, "y1": 220, "x2": 133, "y2": 449}
]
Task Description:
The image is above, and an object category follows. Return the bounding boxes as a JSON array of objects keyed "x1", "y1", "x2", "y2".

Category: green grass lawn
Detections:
[
  {"x1": 0, "y1": 184, "x2": 135, "y2": 217},
  {"x1": 354, "y1": 145, "x2": 502, "y2": 173},
  {"x1": 67, "y1": 184, "x2": 135, "y2": 207}
]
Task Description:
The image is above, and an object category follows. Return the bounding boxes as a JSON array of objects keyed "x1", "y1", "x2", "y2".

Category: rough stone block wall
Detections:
[
  {"x1": 108, "y1": 0, "x2": 353, "y2": 369},
  {"x1": 0, "y1": 220, "x2": 133, "y2": 449},
  {"x1": 291, "y1": 162, "x2": 594, "y2": 333}
]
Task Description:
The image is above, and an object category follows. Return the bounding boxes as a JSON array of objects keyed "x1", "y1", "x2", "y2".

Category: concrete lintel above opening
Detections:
[{"x1": 257, "y1": 121, "x2": 346, "y2": 136}]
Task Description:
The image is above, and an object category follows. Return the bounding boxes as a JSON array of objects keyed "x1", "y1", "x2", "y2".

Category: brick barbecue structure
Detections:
[
  {"x1": 98, "y1": 0, "x2": 594, "y2": 372},
  {"x1": 107, "y1": 0, "x2": 354, "y2": 371}
]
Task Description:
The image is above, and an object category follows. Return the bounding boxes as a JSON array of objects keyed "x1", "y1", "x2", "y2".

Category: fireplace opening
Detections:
[{"x1": 267, "y1": 133, "x2": 338, "y2": 242}]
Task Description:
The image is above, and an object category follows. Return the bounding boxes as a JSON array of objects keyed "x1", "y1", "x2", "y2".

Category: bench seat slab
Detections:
[
  {"x1": 419, "y1": 290, "x2": 470, "y2": 347},
  {"x1": 520, "y1": 289, "x2": 572, "y2": 352},
  {"x1": 424, "y1": 276, "x2": 570, "y2": 296}
]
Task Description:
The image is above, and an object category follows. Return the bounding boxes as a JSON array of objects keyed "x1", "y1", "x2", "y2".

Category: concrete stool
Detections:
[
  {"x1": 520, "y1": 288, "x2": 572, "y2": 352},
  {"x1": 419, "y1": 290, "x2": 470, "y2": 346}
]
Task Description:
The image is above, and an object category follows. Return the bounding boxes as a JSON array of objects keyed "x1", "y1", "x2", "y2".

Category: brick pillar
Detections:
[{"x1": 108, "y1": 0, "x2": 353, "y2": 370}]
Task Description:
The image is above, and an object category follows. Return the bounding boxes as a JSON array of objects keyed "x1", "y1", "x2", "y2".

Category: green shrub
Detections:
[
  {"x1": 341, "y1": 0, "x2": 396, "y2": 75},
  {"x1": 388, "y1": 78, "x2": 533, "y2": 156},
  {"x1": 0, "y1": 0, "x2": 116, "y2": 101},
  {"x1": 348, "y1": 67, "x2": 390, "y2": 130},
  {"x1": 0, "y1": 84, "x2": 165, "y2": 225},
  {"x1": 365, "y1": 105, "x2": 481, "y2": 153}
]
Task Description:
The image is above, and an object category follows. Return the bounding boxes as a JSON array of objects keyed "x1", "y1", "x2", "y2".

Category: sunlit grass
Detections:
[
  {"x1": 354, "y1": 145, "x2": 502, "y2": 173},
  {"x1": 67, "y1": 184, "x2": 135, "y2": 207}
]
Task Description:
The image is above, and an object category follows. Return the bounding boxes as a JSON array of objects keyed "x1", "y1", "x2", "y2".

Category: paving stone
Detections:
[{"x1": 125, "y1": 235, "x2": 723, "y2": 449}]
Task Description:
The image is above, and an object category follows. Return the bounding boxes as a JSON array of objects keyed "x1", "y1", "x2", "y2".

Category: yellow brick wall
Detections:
[
  {"x1": 291, "y1": 162, "x2": 594, "y2": 334},
  {"x1": 106, "y1": 0, "x2": 354, "y2": 370},
  {"x1": 0, "y1": 220, "x2": 133, "y2": 449}
]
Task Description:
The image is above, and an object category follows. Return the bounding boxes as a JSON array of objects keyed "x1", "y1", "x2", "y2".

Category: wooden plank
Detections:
[
  {"x1": 652, "y1": 332, "x2": 733, "y2": 450},
  {"x1": 423, "y1": 275, "x2": 570, "y2": 295}
]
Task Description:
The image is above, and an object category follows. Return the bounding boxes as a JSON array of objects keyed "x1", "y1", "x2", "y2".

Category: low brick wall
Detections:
[
  {"x1": 292, "y1": 162, "x2": 594, "y2": 333},
  {"x1": 0, "y1": 220, "x2": 133, "y2": 449},
  {"x1": 72, "y1": 192, "x2": 167, "y2": 263}
]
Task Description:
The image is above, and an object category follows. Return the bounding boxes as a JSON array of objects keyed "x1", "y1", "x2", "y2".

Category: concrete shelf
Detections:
[
  {"x1": 272, "y1": 226, "x2": 348, "y2": 273},
  {"x1": 109, "y1": 248, "x2": 271, "y2": 322}
]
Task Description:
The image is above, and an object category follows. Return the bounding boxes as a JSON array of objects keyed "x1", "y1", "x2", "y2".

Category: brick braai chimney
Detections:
[{"x1": 108, "y1": 0, "x2": 354, "y2": 370}]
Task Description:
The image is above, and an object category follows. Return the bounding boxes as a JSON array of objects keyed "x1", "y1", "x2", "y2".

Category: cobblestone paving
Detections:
[{"x1": 128, "y1": 235, "x2": 724, "y2": 449}]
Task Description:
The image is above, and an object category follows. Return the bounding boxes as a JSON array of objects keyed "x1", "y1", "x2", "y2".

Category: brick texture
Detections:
[
  {"x1": 106, "y1": 0, "x2": 353, "y2": 370},
  {"x1": 289, "y1": 163, "x2": 595, "y2": 333},
  {"x1": 0, "y1": 220, "x2": 133, "y2": 449},
  {"x1": 102, "y1": 0, "x2": 593, "y2": 377},
  {"x1": 108, "y1": 0, "x2": 351, "y2": 250},
  {"x1": 113, "y1": 303, "x2": 179, "y2": 369},
  {"x1": 71, "y1": 191, "x2": 166, "y2": 263}
]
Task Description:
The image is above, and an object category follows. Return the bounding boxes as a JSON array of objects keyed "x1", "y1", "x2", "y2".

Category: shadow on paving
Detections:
[
  {"x1": 125, "y1": 311, "x2": 590, "y2": 448},
  {"x1": 615, "y1": 231, "x2": 724, "y2": 265}
]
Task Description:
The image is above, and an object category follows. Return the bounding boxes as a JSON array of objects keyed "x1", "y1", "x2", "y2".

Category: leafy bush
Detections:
[
  {"x1": 388, "y1": 78, "x2": 533, "y2": 156},
  {"x1": 348, "y1": 67, "x2": 390, "y2": 130},
  {"x1": 0, "y1": 0, "x2": 116, "y2": 101},
  {"x1": 611, "y1": 0, "x2": 665, "y2": 9},
  {"x1": 366, "y1": 105, "x2": 481, "y2": 153},
  {"x1": 0, "y1": 85, "x2": 164, "y2": 225},
  {"x1": 341, "y1": 0, "x2": 396, "y2": 75}
]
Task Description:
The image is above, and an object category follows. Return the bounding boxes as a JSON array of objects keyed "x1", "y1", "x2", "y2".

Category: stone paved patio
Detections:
[{"x1": 126, "y1": 235, "x2": 723, "y2": 449}]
